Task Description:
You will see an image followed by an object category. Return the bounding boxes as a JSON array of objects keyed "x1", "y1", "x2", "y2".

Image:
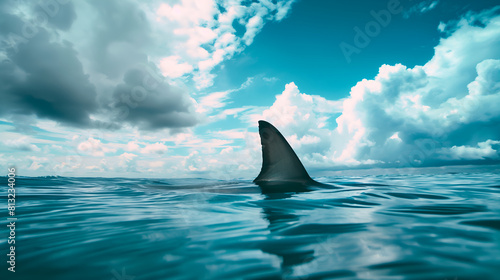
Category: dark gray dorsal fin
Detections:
[{"x1": 254, "y1": 120, "x2": 315, "y2": 184}]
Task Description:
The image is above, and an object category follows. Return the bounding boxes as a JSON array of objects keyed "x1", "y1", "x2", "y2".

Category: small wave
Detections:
[
  {"x1": 385, "y1": 192, "x2": 449, "y2": 200},
  {"x1": 390, "y1": 204, "x2": 487, "y2": 215},
  {"x1": 281, "y1": 223, "x2": 367, "y2": 236},
  {"x1": 460, "y1": 219, "x2": 500, "y2": 231}
]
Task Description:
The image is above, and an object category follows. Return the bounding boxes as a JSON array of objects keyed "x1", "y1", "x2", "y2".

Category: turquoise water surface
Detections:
[{"x1": 2, "y1": 172, "x2": 500, "y2": 279}]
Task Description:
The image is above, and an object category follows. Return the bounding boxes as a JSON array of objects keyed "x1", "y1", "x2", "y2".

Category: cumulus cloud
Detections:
[
  {"x1": 247, "y1": 8, "x2": 500, "y2": 170},
  {"x1": 201, "y1": 8, "x2": 500, "y2": 176},
  {"x1": 125, "y1": 141, "x2": 140, "y2": 152},
  {"x1": 117, "y1": 152, "x2": 138, "y2": 172},
  {"x1": 330, "y1": 9, "x2": 500, "y2": 168},
  {"x1": 258, "y1": 82, "x2": 343, "y2": 131},
  {"x1": 155, "y1": 0, "x2": 295, "y2": 88},
  {"x1": 248, "y1": 82, "x2": 343, "y2": 161},
  {"x1": 149, "y1": 161, "x2": 165, "y2": 168},
  {"x1": 4, "y1": 2, "x2": 499, "y2": 178},
  {"x1": 179, "y1": 132, "x2": 260, "y2": 179},
  {"x1": 141, "y1": 142, "x2": 168, "y2": 154},
  {"x1": 440, "y1": 140, "x2": 500, "y2": 160},
  {"x1": 77, "y1": 138, "x2": 117, "y2": 157},
  {"x1": 159, "y1": 55, "x2": 194, "y2": 78},
  {"x1": 174, "y1": 83, "x2": 344, "y2": 179},
  {"x1": 28, "y1": 156, "x2": 49, "y2": 171}
]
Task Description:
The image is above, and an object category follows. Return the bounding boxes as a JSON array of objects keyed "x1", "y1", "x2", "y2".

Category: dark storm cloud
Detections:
[
  {"x1": 109, "y1": 67, "x2": 198, "y2": 130},
  {"x1": 85, "y1": 0, "x2": 199, "y2": 130},
  {"x1": 85, "y1": 0, "x2": 152, "y2": 79},
  {"x1": 33, "y1": 0, "x2": 77, "y2": 31},
  {"x1": 0, "y1": 8, "x2": 98, "y2": 127},
  {"x1": 0, "y1": 0, "x2": 199, "y2": 130}
]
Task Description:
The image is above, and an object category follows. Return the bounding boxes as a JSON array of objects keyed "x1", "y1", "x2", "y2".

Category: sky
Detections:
[{"x1": 0, "y1": 0, "x2": 499, "y2": 179}]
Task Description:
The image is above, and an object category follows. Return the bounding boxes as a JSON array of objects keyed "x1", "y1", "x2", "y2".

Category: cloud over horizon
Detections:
[
  {"x1": 1, "y1": 2, "x2": 499, "y2": 178},
  {"x1": 161, "y1": 9, "x2": 500, "y2": 178},
  {"x1": 213, "y1": 7, "x2": 500, "y2": 177},
  {"x1": 0, "y1": 0, "x2": 294, "y2": 132}
]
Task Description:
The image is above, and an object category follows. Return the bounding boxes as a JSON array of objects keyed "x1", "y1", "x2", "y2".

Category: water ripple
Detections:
[
  {"x1": 6, "y1": 172, "x2": 500, "y2": 280},
  {"x1": 390, "y1": 204, "x2": 488, "y2": 215}
]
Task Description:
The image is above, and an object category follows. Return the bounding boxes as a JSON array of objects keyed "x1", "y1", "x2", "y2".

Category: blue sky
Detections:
[{"x1": 1, "y1": 0, "x2": 499, "y2": 178}]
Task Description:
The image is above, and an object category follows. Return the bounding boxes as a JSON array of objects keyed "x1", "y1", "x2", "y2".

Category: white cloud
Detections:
[
  {"x1": 437, "y1": 21, "x2": 446, "y2": 32},
  {"x1": 208, "y1": 9, "x2": 500, "y2": 173},
  {"x1": 263, "y1": 76, "x2": 279, "y2": 83},
  {"x1": 117, "y1": 152, "x2": 138, "y2": 172},
  {"x1": 84, "y1": 158, "x2": 108, "y2": 173},
  {"x1": 195, "y1": 76, "x2": 256, "y2": 117},
  {"x1": 155, "y1": 0, "x2": 295, "y2": 89},
  {"x1": 243, "y1": 14, "x2": 265, "y2": 45},
  {"x1": 326, "y1": 9, "x2": 500, "y2": 168},
  {"x1": 160, "y1": 132, "x2": 195, "y2": 145},
  {"x1": 6, "y1": 4, "x2": 500, "y2": 179},
  {"x1": 197, "y1": 91, "x2": 232, "y2": 113},
  {"x1": 183, "y1": 151, "x2": 207, "y2": 172},
  {"x1": 179, "y1": 131, "x2": 260, "y2": 179},
  {"x1": 156, "y1": 0, "x2": 217, "y2": 26},
  {"x1": 28, "y1": 156, "x2": 49, "y2": 170},
  {"x1": 141, "y1": 142, "x2": 168, "y2": 154},
  {"x1": 119, "y1": 152, "x2": 137, "y2": 161},
  {"x1": 240, "y1": 77, "x2": 255, "y2": 89},
  {"x1": 425, "y1": 1, "x2": 439, "y2": 12},
  {"x1": 183, "y1": 82, "x2": 344, "y2": 178},
  {"x1": 126, "y1": 141, "x2": 140, "y2": 152},
  {"x1": 424, "y1": 9, "x2": 500, "y2": 97},
  {"x1": 149, "y1": 161, "x2": 165, "y2": 168},
  {"x1": 441, "y1": 140, "x2": 500, "y2": 160},
  {"x1": 214, "y1": 129, "x2": 247, "y2": 139},
  {"x1": 77, "y1": 138, "x2": 117, "y2": 157},
  {"x1": 159, "y1": 55, "x2": 194, "y2": 78},
  {"x1": 256, "y1": 82, "x2": 343, "y2": 134},
  {"x1": 212, "y1": 107, "x2": 251, "y2": 121},
  {"x1": 276, "y1": 0, "x2": 295, "y2": 21},
  {"x1": 404, "y1": 0, "x2": 439, "y2": 18}
]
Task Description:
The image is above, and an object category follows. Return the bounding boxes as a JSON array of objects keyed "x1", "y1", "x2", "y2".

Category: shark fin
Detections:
[{"x1": 254, "y1": 120, "x2": 316, "y2": 184}]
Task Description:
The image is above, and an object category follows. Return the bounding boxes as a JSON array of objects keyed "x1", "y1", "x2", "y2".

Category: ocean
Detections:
[{"x1": 2, "y1": 172, "x2": 500, "y2": 280}]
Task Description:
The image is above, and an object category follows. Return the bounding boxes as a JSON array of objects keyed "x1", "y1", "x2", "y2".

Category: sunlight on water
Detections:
[{"x1": 3, "y1": 172, "x2": 500, "y2": 280}]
